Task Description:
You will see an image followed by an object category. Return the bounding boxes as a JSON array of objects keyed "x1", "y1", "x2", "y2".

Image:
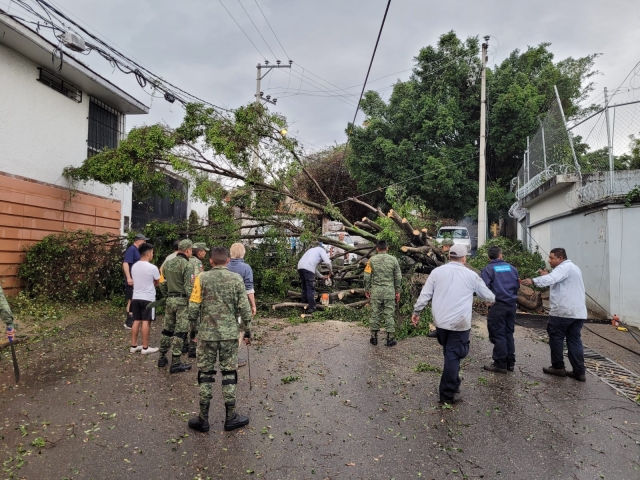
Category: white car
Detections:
[
  {"x1": 435, "y1": 226, "x2": 472, "y2": 255},
  {"x1": 323, "y1": 232, "x2": 358, "y2": 263}
]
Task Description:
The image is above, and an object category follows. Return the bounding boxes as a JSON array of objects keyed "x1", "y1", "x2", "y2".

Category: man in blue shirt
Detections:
[
  {"x1": 123, "y1": 233, "x2": 149, "y2": 329},
  {"x1": 480, "y1": 246, "x2": 520, "y2": 373},
  {"x1": 227, "y1": 243, "x2": 256, "y2": 367}
]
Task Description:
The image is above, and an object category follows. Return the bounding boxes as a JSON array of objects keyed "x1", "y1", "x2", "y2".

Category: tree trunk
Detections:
[
  {"x1": 362, "y1": 217, "x2": 383, "y2": 232},
  {"x1": 272, "y1": 302, "x2": 310, "y2": 310}
]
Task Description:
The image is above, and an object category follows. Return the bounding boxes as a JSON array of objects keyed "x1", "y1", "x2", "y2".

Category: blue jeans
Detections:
[
  {"x1": 487, "y1": 302, "x2": 516, "y2": 368},
  {"x1": 298, "y1": 269, "x2": 317, "y2": 312},
  {"x1": 435, "y1": 328, "x2": 470, "y2": 401},
  {"x1": 547, "y1": 316, "x2": 585, "y2": 375}
]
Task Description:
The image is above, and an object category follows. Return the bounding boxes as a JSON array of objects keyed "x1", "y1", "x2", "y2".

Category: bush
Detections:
[
  {"x1": 245, "y1": 236, "x2": 300, "y2": 297},
  {"x1": 18, "y1": 230, "x2": 124, "y2": 302},
  {"x1": 468, "y1": 237, "x2": 545, "y2": 280}
]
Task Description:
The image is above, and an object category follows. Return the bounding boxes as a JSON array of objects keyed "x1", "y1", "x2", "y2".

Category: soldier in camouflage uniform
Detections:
[
  {"x1": 187, "y1": 246, "x2": 252, "y2": 433},
  {"x1": 0, "y1": 285, "x2": 16, "y2": 341},
  {"x1": 364, "y1": 240, "x2": 402, "y2": 347},
  {"x1": 158, "y1": 239, "x2": 194, "y2": 373},
  {"x1": 184, "y1": 242, "x2": 209, "y2": 357}
]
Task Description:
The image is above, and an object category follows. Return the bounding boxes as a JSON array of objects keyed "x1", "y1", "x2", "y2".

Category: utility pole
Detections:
[
  {"x1": 477, "y1": 36, "x2": 490, "y2": 249},
  {"x1": 252, "y1": 60, "x2": 292, "y2": 170},
  {"x1": 604, "y1": 87, "x2": 614, "y2": 193}
]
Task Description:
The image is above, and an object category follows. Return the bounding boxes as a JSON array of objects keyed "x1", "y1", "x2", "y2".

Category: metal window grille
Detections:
[
  {"x1": 36, "y1": 68, "x2": 82, "y2": 103},
  {"x1": 87, "y1": 96, "x2": 124, "y2": 158},
  {"x1": 131, "y1": 174, "x2": 188, "y2": 231}
]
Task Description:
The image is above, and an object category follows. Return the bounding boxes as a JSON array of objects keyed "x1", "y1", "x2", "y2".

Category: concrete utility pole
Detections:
[
  {"x1": 252, "y1": 60, "x2": 292, "y2": 170},
  {"x1": 477, "y1": 36, "x2": 490, "y2": 249}
]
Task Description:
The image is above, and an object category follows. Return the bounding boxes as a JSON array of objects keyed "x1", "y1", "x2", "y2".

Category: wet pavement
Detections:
[{"x1": 0, "y1": 313, "x2": 639, "y2": 479}]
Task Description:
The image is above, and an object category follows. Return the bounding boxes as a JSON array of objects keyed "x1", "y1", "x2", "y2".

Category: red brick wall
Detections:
[{"x1": 0, "y1": 172, "x2": 121, "y2": 294}]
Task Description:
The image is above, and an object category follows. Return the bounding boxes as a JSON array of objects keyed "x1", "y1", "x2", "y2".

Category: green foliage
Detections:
[
  {"x1": 414, "y1": 362, "x2": 442, "y2": 373},
  {"x1": 245, "y1": 234, "x2": 300, "y2": 297},
  {"x1": 281, "y1": 375, "x2": 300, "y2": 384},
  {"x1": 18, "y1": 230, "x2": 124, "y2": 302},
  {"x1": 468, "y1": 237, "x2": 545, "y2": 280},
  {"x1": 347, "y1": 32, "x2": 599, "y2": 219},
  {"x1": 8, "y1": 291, "x2": 63, "y2": 321},
  {"x1": 624, "y1": 185, "x2": 640, "y2": 207}
]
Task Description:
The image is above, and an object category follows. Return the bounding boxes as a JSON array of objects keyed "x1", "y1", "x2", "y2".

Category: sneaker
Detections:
[
  {"x1": 566, "y1": 371, "x2": 586, "y2": 382},
  {"x1": 129, "y1": 346, "x2": 142, "y2": 354},
  {"x1": 483, "y1": 363, "x2": 507, "y2": 373},
  {"x1": 427, "y1": 330, "x2": 438, "y2": 338},
  {"x1": 439, "y1": 397, "x2": 462, "y2": 405},
  {"x1": 543, "y1": 366, "x2": 567, "y2": 377},
  {"x1": 141, "y1": 347, "x2": 159, "y2": 354},
  {"x1": 237, "y1": 358, "x2": 247, "y2": 368},
  {"x1": 507, "y1": 364, "x2": 515, "y2": 372}
]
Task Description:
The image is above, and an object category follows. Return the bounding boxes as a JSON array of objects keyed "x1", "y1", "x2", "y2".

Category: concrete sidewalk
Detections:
[{"x1": 0, "y1": 313, "x2": 638, "y2": 479}]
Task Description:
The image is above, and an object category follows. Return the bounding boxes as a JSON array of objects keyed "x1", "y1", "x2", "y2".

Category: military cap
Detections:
[
  {"x1": 194, "y1": 242, "x2": 210, "y2": 252},
  {"x1": 178, "y1": 239, "x2": 193, "y2": 250}
]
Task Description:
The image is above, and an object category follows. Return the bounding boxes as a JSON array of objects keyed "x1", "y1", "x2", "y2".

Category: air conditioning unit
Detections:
[{"x1": 61, "y1": 31, "x2": 86, "y2": 52}]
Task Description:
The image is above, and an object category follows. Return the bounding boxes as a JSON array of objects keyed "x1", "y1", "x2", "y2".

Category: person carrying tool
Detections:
[
  {"x1": 158, "y1": 239, "x2": 194, "y2": 373},
  {"x1": 480, "y1": 246, "x2": 520, "y2": 373},
  {"x1": 521, "y1": 248, "x2": 587, "y2": 382},
  {"x1": 187, "y1": 246, "x2": 253, "y2": 433},
  {"x1": 364, "y1": 240, "x2": 402, "y2": 347},
  {"x1": 411, "y1": 245, "x2": 495, "y2": 404},
  {"x1": 297, "y1": 242, "x2": 333, "y2": 314},
  {"x1": 0, "y1": 285, "x2": 16, "y2": 341}
]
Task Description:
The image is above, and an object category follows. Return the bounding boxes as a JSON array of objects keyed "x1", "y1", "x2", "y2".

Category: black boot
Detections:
[
  {"x1": 386, "y1": 333, "x2": 397, "y2": 347},
  {"x1": 169, "y1": 356, "x2": 192, "y2": 374},
  {"x1": 181, "y1": 342, "x2": 189, "y2": 354},
  {"x1": 224, "y1": 403, "x2": 249, "y2": 432},
  {"x1": 157, "y1": 355, "x2": 168, "y2": 368},
  {"x1": 188, "y1": 402, "x2": 210, "y2": 432},
  {"x1": 370, "y1": 330, "x2": 378, "y2": 346},
  {"x1": 427, "y1": 329, "x2": 438, "y2": 338},
  {"x1": 188, "y1": 346, "x2": 197, "y2": 358}
]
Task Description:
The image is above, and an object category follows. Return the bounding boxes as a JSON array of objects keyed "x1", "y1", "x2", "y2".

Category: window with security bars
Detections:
[
  {"x1": 87, "y1": 97, "x2": 123, "y2": 158},
  {"x1": 37, "y1": 68, "x2": 82, "y2": 103}
]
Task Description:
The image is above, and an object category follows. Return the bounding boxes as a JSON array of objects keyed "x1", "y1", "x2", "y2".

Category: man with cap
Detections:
[
  {"x1": 187, "y1": 246, "x2": 253, "y2": 433},
  {"x1": 158, "y1": 239, "x2": 194, "y2": 373},
  {"x1": 426, "y1": 238, "x2": 455, "y2": 339},
  {"x1": 184, "y1": 242, "x2": 209, "y2": 357},
  {"x1": 297, "y1": 242, "x2": 333, "y2": 314},
  {"x1": 123, "y1": 233, "x2": 149, "y2": 329},
  {"x1": 364, "y1": 240, "x2": 402, "y2": 347},
  {"x1": 481, "y1": 246, "x2": 520, "y2": 373},
  {"x1": 411, "y1": 244, "x2": 495, "y2": 404}
]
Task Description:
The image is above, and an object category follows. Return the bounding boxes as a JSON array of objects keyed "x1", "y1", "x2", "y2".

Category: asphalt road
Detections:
[{"x1": 0, "y1": 313, "x2": 638, "y2": 479}]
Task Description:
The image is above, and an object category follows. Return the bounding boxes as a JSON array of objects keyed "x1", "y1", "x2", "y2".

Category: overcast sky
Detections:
[{"x1": 6, "y1": 0, "x2": 639, "y2": 153}]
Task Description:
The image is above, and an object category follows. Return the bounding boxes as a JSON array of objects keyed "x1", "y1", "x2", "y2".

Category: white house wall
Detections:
[{"x1": 0, "y1": 44, "x2": 132, "y2": 234}]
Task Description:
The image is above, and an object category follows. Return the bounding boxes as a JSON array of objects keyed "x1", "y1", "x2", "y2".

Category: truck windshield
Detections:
[{"x1": 438, "y1": 229, "x2": 469, "y2": 239}]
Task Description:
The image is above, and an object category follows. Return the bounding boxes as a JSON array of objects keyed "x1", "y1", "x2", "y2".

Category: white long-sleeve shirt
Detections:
[
  {"x1": 297, "y1": 247, "x2": 332, "y2": 278},
  {"x1": 413, "y1": 262, "x2": 496, "y2": 331},
  {"x1": 533, "y1": 259, "x2": 587, "y2": 319}
]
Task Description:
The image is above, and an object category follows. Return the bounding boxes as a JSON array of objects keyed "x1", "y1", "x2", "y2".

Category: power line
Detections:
[
  {"x1": 236, "y1": 0, "x2": 278, "y2": 60},
  {"x1": 217, "y1": 0, "x2": 266, "y2": 59},
  {"x1": 253, "y1": 0, "x2": 290, "y2": 60}
]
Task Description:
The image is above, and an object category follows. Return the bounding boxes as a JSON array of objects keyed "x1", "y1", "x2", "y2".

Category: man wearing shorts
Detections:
[
  {"x1": 129, "y1": 243, "x2": 160, "y2": 354},
  {"x1": 123, "y1": 233, "x2": 149, "y2": 329}
]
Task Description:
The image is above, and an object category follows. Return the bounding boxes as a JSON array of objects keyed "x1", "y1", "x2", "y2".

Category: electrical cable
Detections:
[
  {"x1": 253, "y1": 0, "x2": 289, "y2": 60},
  {"x1": 236, "y1": 0, "x2": 278, "y2": 60},
  {"x1": 217, "y1": 0, "x2": 266, "y2": 59},
  {"x1": 582, "y1": 324, "x2": 640, "y2": 357}
]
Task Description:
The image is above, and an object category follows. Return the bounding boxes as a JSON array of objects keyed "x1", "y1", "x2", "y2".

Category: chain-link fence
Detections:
[
  {"x1": 510, "y1": 84, "x2": 640, "y2": 216},
  {"x1": 512, "y1": 91, "x2": 580, "y2": 202},
  {"x1": 565, "y1": 92, "x2": 640, "y2": 208}
]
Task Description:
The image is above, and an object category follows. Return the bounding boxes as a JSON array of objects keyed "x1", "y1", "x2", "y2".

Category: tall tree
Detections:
[{"x1": 346, "y1": 32, "x2": 599, "y2": 219}]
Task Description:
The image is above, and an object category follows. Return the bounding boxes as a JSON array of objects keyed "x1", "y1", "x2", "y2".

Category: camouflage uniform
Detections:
[
  {"x1": 158, "y1": 240, "x2": 194, "y2": 370},
  {"x1": 0, "y1": 285, "x2": 15, "y2": 330},
  {"x1": 364, "y1": 252, "x2": 401, "y2": 342},
  {"x1": 186, "y1": 243, "x2": 207, "y2": 354},
  {"x1": 187, "y1": 266, "x2": 252, "y2": 431}
]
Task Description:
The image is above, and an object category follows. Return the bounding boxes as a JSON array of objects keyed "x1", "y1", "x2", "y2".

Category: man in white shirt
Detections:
[
  {"x1": 521, "y1": 248, "x2": 587, "y2": 381},
  {"x1": 130, "y1": 243, "x2": 161, "y2": 354},
  {"x1": 297, "y1": 242, "x2": 333, "y2": 314},
  {"x1": 411, "y1": 244, "x2": 496, "y2": 404}
]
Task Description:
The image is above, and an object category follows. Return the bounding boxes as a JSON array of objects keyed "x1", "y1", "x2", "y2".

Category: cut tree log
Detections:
[
  {"x1": 362, "y1": 217, "x2": 383, "y2": 232},
  {"x1": 337, "y1": 289, "x2": 367, "y2": 300},
  {"x1": 344, "y1": 299, "x2": 370, "y2": 309},
  {"x1": 388, "y1": 210, "x2": 415, "y2": 241},
  {"x1": 517, "y1": 285, "x2": 542, "y2": 311},
  {"x1": 420, "y1": 228, "x2": 429, "y2": 245}
]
